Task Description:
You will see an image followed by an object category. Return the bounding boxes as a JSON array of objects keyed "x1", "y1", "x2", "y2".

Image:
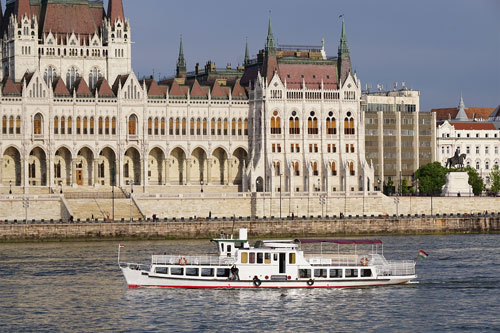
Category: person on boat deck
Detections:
[{"x1": 230, "y1": 265, "x2": 240, "y2": 281}]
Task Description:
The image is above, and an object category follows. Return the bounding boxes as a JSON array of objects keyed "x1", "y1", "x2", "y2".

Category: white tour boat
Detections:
[{"x1": 119, "y1": 229, "x2": 417, "y2": 289}]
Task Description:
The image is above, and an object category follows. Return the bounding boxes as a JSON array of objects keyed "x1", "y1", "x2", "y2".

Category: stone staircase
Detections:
[{"x1": 66, "y1": 198, "x2": 143, "y2": 221}]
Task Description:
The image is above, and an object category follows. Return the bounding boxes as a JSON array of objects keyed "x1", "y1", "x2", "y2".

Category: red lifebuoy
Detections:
[
  {"x1": 178, "y1": 257, "x2": 187, "y2": 266},
  {"x1": 360, "y1": 257, "x2": 369, "y2": 266}
]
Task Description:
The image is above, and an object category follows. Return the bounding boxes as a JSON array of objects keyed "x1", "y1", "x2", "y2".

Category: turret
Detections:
[
  {"x1": 337, "y1": 16, "x2": 352, "y2": 85},
  {"x1": 107, "y1": 0, "x2": 125, "y2": 24},
  {"x1": 176, "y1": 36, "x2": 187, "y2": 78},
  {"x1": 244, "y1": 37, "x2": 250, "y2": 66},
  {"x1": 265, "y1": 15, "x2": 276, "y2": 56}
]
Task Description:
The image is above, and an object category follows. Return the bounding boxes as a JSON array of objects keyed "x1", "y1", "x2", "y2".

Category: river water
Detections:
[{"x1": 1, "y1": 234, "x2": 499, "y2": 332}]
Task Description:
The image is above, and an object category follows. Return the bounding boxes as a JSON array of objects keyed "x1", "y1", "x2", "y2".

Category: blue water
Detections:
[{"x1": 0, "y1": 234, "x2": 499, "y2": 332}]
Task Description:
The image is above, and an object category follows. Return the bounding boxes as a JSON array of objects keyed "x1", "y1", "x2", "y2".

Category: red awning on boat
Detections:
[{"x1": 295, "y1": 239, "x2": 383, "y2": 245}]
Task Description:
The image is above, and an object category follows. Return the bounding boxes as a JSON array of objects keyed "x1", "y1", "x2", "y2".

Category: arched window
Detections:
[
  {"x1": 202, "y1": 118, "x2": 207, "y2": 135},
  {"x1": 54, "y1": 116, "x2": 59, "y2": 134},
  {"x1": 154, "y1": 118, "x2": 159, "y2": 135},
  {"x1": 66, "y1": 66, "x2": 79, "y2": 90},
  {"x1": 238, "y1": 119, "x2": 243, "y2": 136},
  {"x1": 16, "y1": 116, "x2": 21, "y2": 134},
  {"x1": 33, "y1": 114, "x2": 43, "y2": 135},
  {"x1": 61, "y1": 117, "x2": 65, "y2": 134},
  {"x1": 2, "y1": 116, "x2": 7, "y2": 134},
  {"x1": 344, "y1": 114, "x2": 355, "y2": 135},
  {"x1": 98, "y1": 117, "x2": 103, "y2": 135},
  {"x1": 312, "y1": 161, "x2": 318, "y2": 176},
  {"x1": 88, "y1": 67, "x2": 102, "y2": 90},
  {"x1": 289, "y1": 112, "x2": 300, "y2": 135},
  {"x1": 231, "y1": 118, "x2": 236, "y2": 136},
  {"x1": 44, "y1": 66, "x2": 57, "y2": 85},
  {"x1": 105, "y1": 117, "x2": 110, "y2": 135},
  {"x1": 148, "y1": 117, "x2": 153, "y2": 135},
  {"x1": 161, "y1": 118, "x2": 166, "y2": 135},
  {"x1": 111, "y1": 117, "x2": 116, "y2": 135},
  {"x1": 128, "y1": 115, "x2": 137, "y2": 135},
  {"x1": 308, "y1": 113, "x2": 318, "y2": 135},
  {"x1": 190, "y1": 118, "x2": 195, "y2": 135},
  {"x1": 175, "y1": 117, "x2": 180, "y2": 135},
  {"x1": 349, "y1": 162, "x2": 355, "y2": 176},
  {"x1": 169, "y1": 118, "x2": 174, "y2": 135},
  {"x1": 331, "y1": 161, "x2": 337, "y2": 176},
  {"x1": 211, "y1": 118, "x2": 216, "y2": 135},
  {"x1": 326, "y1": 113, "x2": 336, "y2": 135},
  {"x1": 90, "y1": 117, "x2": 95, "y2": 135},
  {"x1": 294, "y1": 161, "x2": 300, "y2": 176},
  {"x1": 182, "y1": 118, "x2": 187, "y2": 135},
  {"x1": 196, "y1": 118, "x2": 201, "y2": 135},
  {"x1": 244, "y1": 118, "x2": 248, "y2": 136},
  {"x1": 67, "y1": 117, "x2": 72, "y2": 134},
  {"x1": 217, "y1": 118, "x2": 222, "y2": 136},
  {"x1": 9, "y1": 116, "x2": 14, "y2": 134},
  {"x1": 224, "y1": 119, "x2": 228, "y2": 136},
  {"x1": 271, "y1": 111, "x2": 281, "y2": 134},
  {"x1": 274, "y1": 161, "x2": 281, "y2": 176},
  {"x1": 82, "y1": 117, "x2": 88, "y2": 135}
]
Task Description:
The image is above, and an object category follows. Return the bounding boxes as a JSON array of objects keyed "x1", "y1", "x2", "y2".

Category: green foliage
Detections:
[
  {"x1": 401, "y1": 178, "x2": 411, "y2": 196},
  {"x1": 465, "y1": 167, "x2": 484, "y2": 196},
  {"x1": 489, "y1": 165, "x2": 500, "y2": 195},
  {"x1": 384, "y1": 177, "x2": 394, "y2": 195},
  {"x1": 415, "y1": 162, "x2": 448, "y2": 195}
]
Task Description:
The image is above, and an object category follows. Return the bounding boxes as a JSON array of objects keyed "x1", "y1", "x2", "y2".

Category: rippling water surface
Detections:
[{"x1": 1, "y1": 234, "x2": 500, "y2": 332}]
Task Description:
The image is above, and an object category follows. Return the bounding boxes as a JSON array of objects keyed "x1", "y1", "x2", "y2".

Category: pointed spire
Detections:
[
  {"x1": 265, "y1": 12, "x2": 276, "y2": 56},
  {"x1": 176, "y1": 35, "x2": 187, "y2": 78},
  {"x1": 244, "y1": 37, "x2": 250, "y2": 65},
  {"x1": 456, "y1": 93, "x2": 469, "y2": 121},
  {"x1": 107, "y1": 0, "x2": 125, "y2": 23},
  {"x1": 337, "y1": 15, "x2": 352, "y2": 85},
  {"x1": 338, "y1": 15, "x2": 350, "y2": 57}
]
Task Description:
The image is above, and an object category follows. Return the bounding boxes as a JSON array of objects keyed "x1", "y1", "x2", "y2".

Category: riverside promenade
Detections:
[{"x1": 1, "y1": 213, "x2": 499, "y2": 242}]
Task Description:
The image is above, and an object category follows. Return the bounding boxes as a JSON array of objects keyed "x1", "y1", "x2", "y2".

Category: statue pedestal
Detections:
[{"x1": 441, "y1": 172, "x2": 473, "y2": 197}]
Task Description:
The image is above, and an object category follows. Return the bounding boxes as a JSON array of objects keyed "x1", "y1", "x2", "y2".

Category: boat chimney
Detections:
[{"x1": 239, "y1": 228, "x2": 248, "y2": 241}]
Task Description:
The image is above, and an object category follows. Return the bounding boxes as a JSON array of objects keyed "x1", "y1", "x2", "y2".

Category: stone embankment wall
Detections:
[
  {"x1": 136, "y1": 194, "x2": 500, "y2": 219},
  {"x1": 1, "y1": 216, "x2": 499, "y2": 241},
  {"x1": 0, "y1": 196, "x2": 62, "y2": 221}
]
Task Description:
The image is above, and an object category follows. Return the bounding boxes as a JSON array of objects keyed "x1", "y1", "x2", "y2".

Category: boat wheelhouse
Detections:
[{"x1": 120, "y1": 229, "x2": 417, "y2": 288}]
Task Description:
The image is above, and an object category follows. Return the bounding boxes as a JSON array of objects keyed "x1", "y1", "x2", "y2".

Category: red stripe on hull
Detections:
[{"x1": 128, "y1": 282, "x2": 408, "y2": 289}]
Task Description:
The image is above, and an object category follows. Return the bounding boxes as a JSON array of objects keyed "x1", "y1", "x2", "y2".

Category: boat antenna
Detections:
[{"x1": 231, "y1": 214, "x2": 236, "y2": 237}]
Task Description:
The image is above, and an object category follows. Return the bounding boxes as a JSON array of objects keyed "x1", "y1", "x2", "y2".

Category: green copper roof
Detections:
[
  {"x1": 338, "y1": 17, "x2": 350, "y2": 57},
  {"x1": 266, "y1": 14, "x2": 276, "y2": 56}
]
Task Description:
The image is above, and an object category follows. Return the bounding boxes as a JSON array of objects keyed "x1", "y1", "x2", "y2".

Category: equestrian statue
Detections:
[{"x1": 445, "y1": 148, "x2": 466, "y2": 169}]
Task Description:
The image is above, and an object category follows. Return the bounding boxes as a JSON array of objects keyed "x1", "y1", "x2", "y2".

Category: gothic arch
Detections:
[
  {"x1": 28, "y1": 147, "x2": 47, "y2": 186},
  {"x1": 124, "y1": 147, "x2": 141, "y2": 185},
  {"x1": 2, "y1": 146, "x2": 22, "y2": 186},
  {"x1": 148, "y1": 147, "x2": 165, "y2": 185}
]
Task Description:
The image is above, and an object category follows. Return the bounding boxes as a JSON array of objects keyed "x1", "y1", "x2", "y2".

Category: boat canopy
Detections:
[{"x1": 295, "y1": 239, "x2": 383, "y2": 245}]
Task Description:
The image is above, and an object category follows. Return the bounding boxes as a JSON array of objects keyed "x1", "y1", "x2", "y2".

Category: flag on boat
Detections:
[
  {"x1": 119, "y1": 244, "x2": 125, "y2": 248},
  {"x1": 418, "y1": 250, "x2": 429, "y2": 259}
]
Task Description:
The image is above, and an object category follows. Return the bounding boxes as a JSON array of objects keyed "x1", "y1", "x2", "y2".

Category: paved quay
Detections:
[{"x1": 1, "y1": 214, "x2": 499, "y2": 242}]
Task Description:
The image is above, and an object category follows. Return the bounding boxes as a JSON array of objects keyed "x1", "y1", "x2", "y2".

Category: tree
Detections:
[
  {"x1": 415, "y1": 162, "x2": 448, "y2": 196},
  {"x1": 465, "y1": 167, "x2": 485, "y2": 196},
  {"x1": 489, "y1": 165, "x2": 500, "y2": 195},
  {"x1": 384, "y1": 177, "x2": 394, "y2": 195},
  {"x1": 401, "y1": 178, "x2": 411, "y2": 196}
]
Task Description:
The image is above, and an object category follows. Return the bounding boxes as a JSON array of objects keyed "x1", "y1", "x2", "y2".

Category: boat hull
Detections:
[{"x1": 122, "y1": 267, "x2": 416, "y2": 289}]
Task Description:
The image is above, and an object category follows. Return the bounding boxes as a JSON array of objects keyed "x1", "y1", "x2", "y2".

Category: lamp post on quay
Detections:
[
  {"x1": 129, "y1": 180, "x2": 134, "y2": 222},
  {"x1": 9, "y1": 180, "x2": 12, "y2": 194},
  {"x1": 59, "y1": 180, "x2": 63, "y2": 194},
  {"x1": 200, "y1": 180, "x2": 204, "y2": 193}
]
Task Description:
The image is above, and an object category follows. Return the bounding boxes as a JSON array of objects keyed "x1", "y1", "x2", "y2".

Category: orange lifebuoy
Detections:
[
  {"x1": 360, "y1": 257, "x2": 369, "y2": 266},
  {"x1": 178, "y1": 257, "x2": 187, "y2": 266}
]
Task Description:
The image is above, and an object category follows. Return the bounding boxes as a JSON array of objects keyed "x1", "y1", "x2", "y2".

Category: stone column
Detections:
[
  {"x1": 207, "y1": 157, "x2": 212, "y2": 185},
  {"x1": 118, "y1": 156, "x2": 124, "y2": 187},
  {"x1": 94, "y1": 159, "x2": 99, "y2": 186},
  {"x1": 164, "y1": 158, "x2": 170, "y2": 185},
  {"x1": 48, "y1": 155, "x2": 54, "y2": 188},
  {"x1": 0, "y1": 157, "x2": 3, "y2": 186},
  {"x1": 142, "y1": 157, "x2": 148, "y2": 188},
  {"x1": 186, "y1": 158, "x2": 192, "y2": 185},
  {"x1": 140, "y1": 158, "x2": 146, "y2": 187},
  {"x1": 227, "y1": 157, "x2": 233, "y2": 186},
  {"x1": 72, "y1": 159, "x2": 77, "y2": 186},
  {"x1": 23, "y1": 157, "x2": 28, "y2": 190}
]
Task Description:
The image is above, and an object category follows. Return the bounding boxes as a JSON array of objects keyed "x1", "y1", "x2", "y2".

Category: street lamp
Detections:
[
  {"x1": 59, "y1": 180, "x2": 63, "y2": 194},
  {"x1": 377, "y1": 178, "x2": 381, "y2": 192},
  {"x1": 129, "y1": 180, "x2": 134, "y2": 222},
  {"x1": 200, "y1": 180, "x2": 204, "y2": 193},
  {"x1": 279, "y1": 172, "x2": 282, "y2": 220},
  {"x1": 9, "y1": 180, "x2": 12, "y2": 194}
]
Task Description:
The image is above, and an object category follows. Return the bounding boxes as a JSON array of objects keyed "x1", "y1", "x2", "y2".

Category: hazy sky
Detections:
[{"x1": 121, "y1": 0, "x2": 499, "y2": 111}]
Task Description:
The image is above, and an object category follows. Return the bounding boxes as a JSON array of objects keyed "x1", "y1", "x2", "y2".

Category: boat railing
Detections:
[
  {"x1": 152, "y1": 255, "x2": 236, "y2": 266},
  {"x1": 305, "y1": 254, "x2": 382, "y2": 266},
  {"x1": 375, "y1": 261, "x2": 416, "y2": 277}
]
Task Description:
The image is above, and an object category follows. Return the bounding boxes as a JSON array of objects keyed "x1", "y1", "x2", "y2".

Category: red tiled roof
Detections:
[
  {"x1": 52, "y1": 77, "x2": 70, "y2": 96},
  {"x1": 231, "y1": 79, "x2": 247, "y2": 99},
  {"x1": 15, "y1": 0, "x2": 32, "y2": 22},
  {"x1": 95, "y1": 78, "x2": 114, "y2": 97},
  {"x1": 190, "y1": 80, "x2": 207, "y2": 98},
  {"x1": 2, "y1": 77, "x2": 19, "y2": 95},
  {"x1": 108, "y1": 0, "x2": 125, "y2": 23},
  {"x1": 40, "y1": 3, "x2": 104, "y2": 38},
  {"x1": 72, "y1": 77, "x2": 92, "y2": 96},
  {"x1": 169, "y1": 80, "x2": 186, "y2": 97},
  {"x1": 143, "y1": 78, "x2": 163, "y2": 97},
  {"x1": 449, "y1": 122, "x2": 497, "y2": 130},
  {"x1": 111, "y1": 74, "x2": 129, "y2": 95},
  {"x1": 431, "y1": 108, "x2": 495, "y2": 121},
  {"x1": 211, "y1": 81, "x2": 227, "y2": 99},
  {"x1": 278, "y1": 63, "x2": 338, "y2": 89}
]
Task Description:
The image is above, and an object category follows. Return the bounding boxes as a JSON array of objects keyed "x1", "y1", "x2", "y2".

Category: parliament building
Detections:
[{"x1": 0, "y1": 0, "x2": 375, "y2": 194}]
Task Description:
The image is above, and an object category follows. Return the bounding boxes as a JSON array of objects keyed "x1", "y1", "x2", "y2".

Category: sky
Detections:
[{"x1": 120, "y1": 0, "x2": 500, "y2": 112}]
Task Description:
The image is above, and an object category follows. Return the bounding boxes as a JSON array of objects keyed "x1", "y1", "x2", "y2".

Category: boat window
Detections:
[
  {"x1": 227, "y1": 244, "x2": 232, "y2": 252},
  {"x1": 264, "y1": 253, "x2": 271, "y2": 264},
  {"x1": 171, "y1": 267, "x2": 184, "y2": 276},
  {"x1": 249, "y1": 252, "x2": 255, "y2": 264},
  {"x1": 221, "y1": 243, "x2": 225, "y2": 252},
  {"x1": 329, "y1": 269, "x2": 342, "y2": 278},
  {"x1": 299, "y1": 269, "x2": 311, "y2": 279},
  {"x1": 345, "y1": 269, "x2": 358, "y2": 278},
  {"x1": 361, "y1": 269, "x2": 372, "y2": 277},
  {"x1": 235, "y1": 242, "x2": 244, "y2": 249},
  {"x1": 155, "y1": 267, "x2": 168, "y2": 274},
  {"x1": 257, "y1": 253, "x2": 263, "y2": 264},
  {"x1": 201, "y1": 268, "x2": 214, "y2": 277},
  {"x1": 241, "y1": 252, "x2": 248, "y2": 264},
  {"x1": 217, "y1": 268, "x2": 230, "y2": 277},
  {"x1": 186, "y1": 268, "x2": 199, "y2": 277},
  {"x1": 289, "y1": 253, "x2": 296, "y2": 264},
  {"x1": 314, "y1": 269, "x2": 328, "y2": 278},
  {"x1": 273, "y1": 253, "x2": 278, "y2": 261}
]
